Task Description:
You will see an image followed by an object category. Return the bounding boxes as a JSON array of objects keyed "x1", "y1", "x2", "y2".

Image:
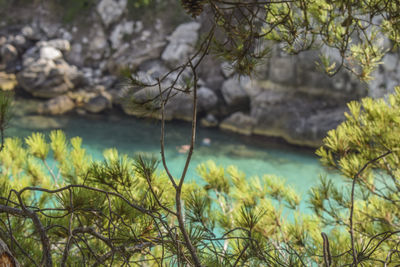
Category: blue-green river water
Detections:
[{"x1": 8, "y1": 112, "x2": 339, "y2": 207}]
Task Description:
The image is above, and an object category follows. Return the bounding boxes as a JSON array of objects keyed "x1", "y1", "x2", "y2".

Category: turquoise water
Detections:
[{"x1": 8, "y1": 113, "x2": 335, "y2": 202}]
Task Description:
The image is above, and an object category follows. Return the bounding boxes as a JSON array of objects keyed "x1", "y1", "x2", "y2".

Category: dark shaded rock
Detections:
[{"x1": 1, "y1": 44, "x2": 18, "y2": 65}]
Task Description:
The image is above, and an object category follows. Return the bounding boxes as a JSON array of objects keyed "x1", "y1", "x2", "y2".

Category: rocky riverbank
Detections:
[{"x1": 0, "y1": 0, "x2": 399, "y2": 147}]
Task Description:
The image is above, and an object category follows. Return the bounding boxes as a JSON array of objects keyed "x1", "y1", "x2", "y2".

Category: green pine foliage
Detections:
[{"x1": 3, "y1": 89, "x2": 400, "y2": 264}]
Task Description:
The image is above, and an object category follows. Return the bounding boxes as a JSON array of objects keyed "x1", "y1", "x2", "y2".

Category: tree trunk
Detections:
[{"x1": 0, "y1": 239, "x2": 20, "y2": 267}]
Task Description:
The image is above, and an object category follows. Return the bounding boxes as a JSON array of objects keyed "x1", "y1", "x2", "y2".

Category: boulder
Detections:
[
  {"x1": 1, "y1": 44, "x2": 18, "y2": 65},
  {"x1": 18, "y1": 57, "x2": 82, "y2": 98},
  {"x1": 161, "y1": 22, "x2": 201, "y2": 66},
  {"x1": 21, "y1": 26, "x2": 37, "y2": 40},
  {"x1": 110, "y1": 20, "x2": 135, "y2": 49},
  {"x1": 38, "y1": 95, "x2": 75, "y2": 115},
  {"x1": 382, "y1": 53, "x2": 398, "y2": 72},
  {"x1": 107, "y1": 36, "x2": 166, "y2": 73},
  {"x1": 0, "y1": 72, "x2": 17, "y2": 90},
  {"x1": 97, "y1": 0, "x2": 127, "y2": 27},
  {"x1": 221, "y1": 77, "x2": 249, "y2": 107},
  {"x1": 220, "y1": 112, "x2": 255, "y2": 136},
  {"x1": 268, "y1": 56, "x2": 296, "y2": 84},
  {"x1": 11, "y1": 34, "x2": 28, "y2": 50},
  {"x1": 249, "y1": 89, "x2": 349, "y2": 147},
  {"x1": 38, "y1": 39, "x2": 71, "y2": 52},
  {"x1": 40, "y1": 46, "x2": 62, "y2": 60},
  {"x1": 66, "y1": 42, "x2": 83, "y2": 66},
  {"x1": 87, "y1": 24, "x2": 109, "y2": 61},
  {"x1": 197, "y1": 87, "x2": 218, "y2": 111},
  {"x1": 122, "y1": 86, "x2": 200, "y2": 121},
  {"x1": 221, "y1": 62, "x2": 235, "y2": 78},
  {"x1": 84, "y1": 94, "x2": 111, "y2": 113}
]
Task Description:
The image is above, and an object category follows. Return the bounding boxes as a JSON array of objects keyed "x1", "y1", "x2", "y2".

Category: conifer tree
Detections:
[{"x1": 2, "y1": 0, "x2": 400, "y2": 266}]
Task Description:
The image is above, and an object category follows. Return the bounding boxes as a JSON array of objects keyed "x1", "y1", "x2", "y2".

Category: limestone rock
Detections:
[
  {"x1": 250, "y1": 89, "x2": 349, "y2": 147},
  {"x1": 38, "y1": 95, "x2": 75, "y2": 115},
  {"x1": 220, "y1": 112, "x2": 255, "y2": 136},
  {"x1": 39, "y1": 39, "x2": 71, "y2": 52},
  {"x1": 40, "y1": 46, "x2": 62, "y2": 60},
  {"x1": 18, "y1": 57, "x2": 82, "y2": 98},
  {"x1": 88, "y1": 24, "x2": 108, "y2": 61},
  {"x1": 221, "y1": 77, "x2": 249, "y2": 107},
  {"x1": 108, "y1": 37, "x2": 166, "y2": 73},
  {"x1": 268, "y1": 57, "x2": 295, "y2": 84},
  {"x1": 161, "y1": 22, "x2": 201, "y2": 66},
  {"x1": 11, "y1": 34, "x2": 28, "y2": 50},
  {"x1": 221, "y1": 62, "x2": 235, "y2": 78},
  {"x1": 66, "y1": 42, "x2": 83, "y2": 66},
  {"x1": 21, "y1": 26, "x2": 36, "y2": 40},
  {"x1": 197, "y1": 87, "x2": 218, "y2": 111},
  {"x1": 123, "y1": 85, "x2": 212, "y2": 121},
  {"x1": 84, "y1": 94, "x2": 111, "y2": 113},
  {"x1": 110, "y1": 20, "x2": 134, "y2": 49},
  {"x1": 382, "y1": 54, "x2": 398, "y2": 72},
  {"x1": 0, "y1": 72, "x2": 17, "y2": 90},
  {"x1": 97, "y1": 0, "x2": 127, "y2": 27}
]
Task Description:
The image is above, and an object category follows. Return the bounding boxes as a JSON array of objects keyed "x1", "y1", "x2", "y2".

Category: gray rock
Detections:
[
  {"x1": 38, "y1": 95, "x2": 75, "y2": 115},
  {"x1": 162, "y1": 43, "x2": 193, "y2": 66},
  {"x1": 110, "y1": 20, "x2": 135, "y2": 49},
  {"x1": 18, "y1": 57, "x2": 82, "y2": 98},
  {"x1": 97, "y1": 0, "x2": 127, "y2": 27},
  {"x1": 39, "y1": 39, "x2": 71, "y2": 52},
  {"x1": 369, "y1": 70, "x2": 386, "y2": 98},
  {"x1": 84, "y1": 95, "x2": 110, "y2": 113},
  {"x1": 40, "y1": 21, "x2": 62, "y2": 39},
  {"x1": 108, "y1": 38, "x2": 166, "y2": 73},
  {"x1": 221, "y1": 77, "x2": 249, "y2": 107},
  {"x1": 161, "y1": 22, "x2": 201, "y2": 66},
  {"x1": 138, "y1": 60, "x2": 169, "y2": 80},
  {"x1": 167, "y1": 22, "x2": 201, "y2": 44},
  {"x1": 134, "y1": 21, "x2": 144, "y2": 33},
  {"x1": 220, "y1": 112, "x2": 255, "y2": 136},
  {"x1": 221, "y1": 62, "x2": 235, "y2": 78},
  {"x1": 88, "y1": 24, "x2": 109, "y2": 61},
  {"x1": 269, "y1": 57, "x2": 295, "y2": 84},
  {"x1": 383, "y1": 54, "x2": 398, "y2": 72},
  {"x1": 21, "y1": 26, "x2": 36, "y2": 40},
  {"x1": 40, "y1": 46, "x2": 63, "y2": 60},
  {"x1": 12, "y1": 34, "x2": 27, "y2": 50},
  {"x1": 198, "y1": 87, "x2": 218, "y2": 111},
  {"x1": 66, "y1": 42, "x2": 83, "y2": 66},
  {"x1": 250, "y1": 89, "x2": 350, "y2": 146}
]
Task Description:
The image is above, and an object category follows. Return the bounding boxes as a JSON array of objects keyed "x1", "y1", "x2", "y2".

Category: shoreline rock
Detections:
[{"x1": 0, "y1": 1, "x2": 397, "y2": 148}]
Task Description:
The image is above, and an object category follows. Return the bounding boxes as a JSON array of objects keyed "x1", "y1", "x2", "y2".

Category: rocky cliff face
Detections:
[{"x1": 0, "y1": 0, "x2": 398, "y2": 147}]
